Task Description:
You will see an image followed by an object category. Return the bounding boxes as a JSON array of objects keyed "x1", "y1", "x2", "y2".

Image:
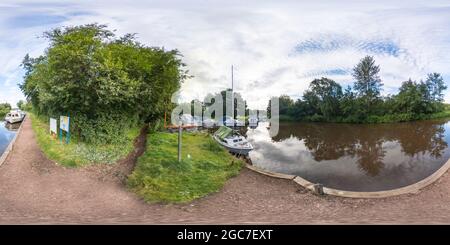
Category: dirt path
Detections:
[{"x1": 1, "y1": 117, "x2": 450, "y2": 224}]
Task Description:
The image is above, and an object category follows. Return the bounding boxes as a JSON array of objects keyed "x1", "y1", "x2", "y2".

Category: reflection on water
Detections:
[
  {"x1": 0, "y1": 121, "x2": 18, "y2": 156},
  {"x1": 247, "y1": 120, "x2": 450, "y2": 191}
]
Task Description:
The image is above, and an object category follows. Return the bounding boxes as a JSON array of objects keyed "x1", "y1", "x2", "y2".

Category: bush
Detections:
[
  {"x1": 20, "y1": 24, "x2": 188, "y2": 143},
  {"x1": 73, "y1": 113, "x2": 138, "y2": 144},
  {"x1": 30, "y1": 112, "x2": 139, "y2": 167},
  {"x1": 0, "y1": 103, "x2": 11, "y2": 118},
  {"x1": 308, "y1": 114, "x2": 324, "y2": 122}
]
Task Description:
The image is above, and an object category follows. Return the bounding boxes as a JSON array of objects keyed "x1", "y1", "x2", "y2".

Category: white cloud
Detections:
[{"x1": 0, "y1": 0, "x2": 450, "y2": 109}]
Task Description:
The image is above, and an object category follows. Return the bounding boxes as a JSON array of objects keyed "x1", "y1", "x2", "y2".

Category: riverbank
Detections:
[
  {"x1": 280, "y1": 109, "x2": 450, "y2": 124},
  {"x1": 3, "y1": 116, "x2": 450, "y2": 224}
]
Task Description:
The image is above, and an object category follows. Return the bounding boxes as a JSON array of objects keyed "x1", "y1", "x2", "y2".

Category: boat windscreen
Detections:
[{"x1": 214, "y1": 126, "x2": 233, "y2": 140}]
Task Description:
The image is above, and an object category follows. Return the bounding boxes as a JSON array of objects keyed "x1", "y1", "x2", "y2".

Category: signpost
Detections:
[
  {"x1": 59, "y1": 115, "x2": 70, "y2": 144},
  {"x1": 178, "y1": 125, "x2": 182, "y2": 162}
]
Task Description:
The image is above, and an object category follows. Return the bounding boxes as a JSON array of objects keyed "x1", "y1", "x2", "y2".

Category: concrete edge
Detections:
[
  {"x1": 246, "y1": 157, "x2": 450, "y2": 198},
  {"x1": 245, "y1": 164, "x2": 296, "y2": 180},
  {"x1": 0, "y1": 116, "x2": 26, "y2": 168}
]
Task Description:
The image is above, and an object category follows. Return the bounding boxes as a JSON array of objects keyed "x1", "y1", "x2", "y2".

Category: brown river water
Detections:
[{"x1": 246, "y1": 120, "x2": 450, "y2": 191}]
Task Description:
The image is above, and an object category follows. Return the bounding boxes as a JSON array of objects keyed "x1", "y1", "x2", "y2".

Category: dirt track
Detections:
[{"x1": 1, "y1": 117, "x2": 450, "y2": 224}]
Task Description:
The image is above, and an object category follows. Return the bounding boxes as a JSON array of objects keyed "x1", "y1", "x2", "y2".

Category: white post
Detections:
[
  {"x1": 231, "y1": 65, "x2": 234, "y2": 123},
  {"x1": 178, "y1": 125, "x2": 182, "y2": 162}
]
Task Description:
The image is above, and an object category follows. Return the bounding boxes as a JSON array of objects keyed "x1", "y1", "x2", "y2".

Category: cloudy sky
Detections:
[{"x1": 0, "y1": 0, "x2": 449, "y2": 109}]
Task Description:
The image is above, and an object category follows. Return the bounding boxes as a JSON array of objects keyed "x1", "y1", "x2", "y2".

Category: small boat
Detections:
[
  {"x1": 213, "y1": 126, "x2": 253, "y2": 155},
  {"x1": 223, "y1": 116, "x2": 235, "y2": 127},
  {"x1": 4, "y1": 109, "x2": 25, "y2": 124},
  {"x1": 235, "y1": 119, "x2": 245, "y2": 127},
  {"x1": 203, "y1": 118, "x2": 217, "y2": 128},
  {"x1": 248, "y1": 116, "x2": 258, "y2": 128}
]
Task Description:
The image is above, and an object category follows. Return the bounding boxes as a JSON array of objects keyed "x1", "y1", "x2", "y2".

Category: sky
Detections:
[{"x1": 0, "y1": 0, "x2": 449, "y2": 109}]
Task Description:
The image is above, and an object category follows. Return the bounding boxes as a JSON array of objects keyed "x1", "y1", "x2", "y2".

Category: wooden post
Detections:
[{"x1": 178, "y1": 125, "x2": 182, "y2": 162}]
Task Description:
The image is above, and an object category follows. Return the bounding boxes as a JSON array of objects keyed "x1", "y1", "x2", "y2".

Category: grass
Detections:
[
  {"x1": 30, "y1": 113, "x2": 140, "y2": 167},
  {"x1": 127, "y1": 131, "x2": 244, "y2": 203}
]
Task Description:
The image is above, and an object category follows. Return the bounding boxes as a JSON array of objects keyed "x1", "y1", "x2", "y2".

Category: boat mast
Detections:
[{"x1": 231, "y1": 65, "x2": 234, "y2": 122}]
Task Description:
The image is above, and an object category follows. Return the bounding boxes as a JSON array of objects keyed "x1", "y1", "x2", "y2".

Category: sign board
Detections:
[
  {"x1": 50, "y1": 118, "x2": 57, "y2": 135},
  {"x1": 59, "y1": 115, "x2": 71, "y2": 144},
  {"x1": 60, "y1": 116, "x2": 70, "y2": 132}
]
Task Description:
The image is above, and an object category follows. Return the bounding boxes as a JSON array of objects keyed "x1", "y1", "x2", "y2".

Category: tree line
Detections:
[
  {"x1": 20, "y1": 24, "x2": 188, "y2": 143},
  {"x1": 0, "y1": 100, "x2": 30, "y2": 118},
  {"x1": 270, "y1": 56, "x2": 448, "y2": 123}
]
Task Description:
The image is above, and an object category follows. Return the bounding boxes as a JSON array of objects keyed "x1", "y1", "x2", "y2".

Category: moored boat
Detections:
[
  {"x1": 213, "y1": 126, "x2": 253, "y2": 155},
  {"x1": 248, "y1": 116, "x2": 258, "y2": 128},
  {"x1": 4, "y1": 109, "x2": 25, "y2": 124}
]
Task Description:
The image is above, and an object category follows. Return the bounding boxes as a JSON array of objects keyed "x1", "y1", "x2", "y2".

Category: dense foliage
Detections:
[
  {"x1": 270, "y1": 56, "x2": 448, "y2": 123},
  {"x1": 30, "y1": 113, "x2": 139, "y2": 167},
  {"x1": 16, "y1": 100, "x2": 32, "y2": 111},
  {"x1": 20, "y1": 24, "x2": 188, "y2": 143},
  {"x1": 0, "y1": 102, "x2": 11, "y2": 118}
]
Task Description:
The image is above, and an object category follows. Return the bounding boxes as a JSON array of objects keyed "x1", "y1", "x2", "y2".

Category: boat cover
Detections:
[{"x1": 214, "y1": 126, "x2": 233, "y2": 140}]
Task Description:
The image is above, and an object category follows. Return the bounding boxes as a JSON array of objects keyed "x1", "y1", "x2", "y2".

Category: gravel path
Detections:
[{"x1": 1, "y1": 117, "x2": 450, "y2": 224}]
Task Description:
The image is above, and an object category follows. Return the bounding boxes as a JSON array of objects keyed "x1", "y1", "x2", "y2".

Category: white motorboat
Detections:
[
  {"x1": 213, "y1": 126, "x2": 253, "y2": 155},
  {"x1": 4, "y1": 109, "x2": 25, "y2": 124},
  {"x1": 235, "y1": 119, "x2": 245, "y2": 127},
  {"x1": 203, "y1": 118, "x2": 217, "y2": 128},
  {"x1": 248, "y1": 116, "x2": 258, "y2": 128}
]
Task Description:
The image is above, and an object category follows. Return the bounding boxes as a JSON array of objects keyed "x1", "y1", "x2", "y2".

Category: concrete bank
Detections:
[{"x1": 246, "y1": 158, "x2": 450, "y2": 198}]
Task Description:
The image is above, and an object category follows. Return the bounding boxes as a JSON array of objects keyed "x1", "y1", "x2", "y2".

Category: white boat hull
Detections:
[
  {"x1": 213, "y1": 135, "x2": 253, "y2": 155},
  {"x1": 5, "y1": 117, "x2": 24, "y2": 124}
]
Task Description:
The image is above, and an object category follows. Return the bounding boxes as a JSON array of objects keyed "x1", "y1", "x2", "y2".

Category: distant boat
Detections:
[
  {"x1": 203, "y1": 118, "x2": 217, "y2": 128},
  {"x1": 213, "y1": 126, "x2": 253, "y2": 155},
  {"x1": 4, "y1": 109, "x2": 25, "y2": 124},
  {"x1": 248, "y1": 116, "x2": 258, "y2": 128}
]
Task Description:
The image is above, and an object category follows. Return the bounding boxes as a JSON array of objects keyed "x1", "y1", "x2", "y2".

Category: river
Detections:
[
  {"x1": 246, "y1": 120, "x2": 450, "y2": 191},
  {"x1": 0, "y1": 121, "x2": 18, "y2": 157}
]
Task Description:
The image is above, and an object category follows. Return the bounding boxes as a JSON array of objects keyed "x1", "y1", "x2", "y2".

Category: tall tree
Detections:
[
  {"x1": 394, "y1": 79, "x2": 426, "y2": 114},
  {"x1": 303, "y1": 77, "x2": 343, "y2": 119},
  {"x1": 352, "y1": 56, "x2": 383, "y2": 111},
  {"x1": 426, "y1": 73, "x2": 447, "y2": 102},
  {"x1": 278, "y1": 95, "x2": 295, "y2": 116},
  {"x1": 20, "y1": 24, "x2": 187, "y2": 143}
]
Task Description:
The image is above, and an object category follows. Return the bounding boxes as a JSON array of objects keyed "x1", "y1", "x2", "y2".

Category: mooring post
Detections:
[
  {"x1": 313, "y1": 183, "x2": 324, "y2": 195},
  {"x1": 178, "y1": 125, "x2": 182, "y2": 162}
]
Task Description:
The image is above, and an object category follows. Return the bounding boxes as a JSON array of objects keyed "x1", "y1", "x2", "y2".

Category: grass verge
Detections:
[
  {"x1": 128, "y1": 131, "x2": 243, "y2": 203},
  {"x1": 30, "y1": 113, "x2": 140, "y2": 167}
]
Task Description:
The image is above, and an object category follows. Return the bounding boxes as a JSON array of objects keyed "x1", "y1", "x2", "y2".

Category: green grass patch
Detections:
[
  {"x1": 127, "y1": 131, "x2": 244, "y2": 203},
  {"x1": 30, "y1": 113, "x2": 140, "y2": 167}
]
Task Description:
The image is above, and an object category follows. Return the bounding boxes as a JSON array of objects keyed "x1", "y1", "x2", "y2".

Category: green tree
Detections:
[
  {"x1": 0, "y1": 103, "x2": 11, "y2": 118},
  {"x1": 303, "y1": 77, "x2": 343, "y2": 120},
  {"x1": 426, "y1": 73, "x2": 446, "y2": 102},
  {"x1": 393, "y1": 79, "x2": 427, "y2": 114},
  {"x1": 20, "y1": 24, "x2": 188, "y2": 143},
  {"x1": 425, "y1": 73, "x2": 447, "y2": 112},
  {"x1": 278, "y1": 95, "x2": 295, "y2": 116},
  {"x1": 16, "y1": 100, "x2": 25, "y2": 110},
  {"x1": 352, "y1": 56, "x2": 383, "y2": 111},
  {"x1": 339, "y1": 86, "x2": 367, "y2": 122}
]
